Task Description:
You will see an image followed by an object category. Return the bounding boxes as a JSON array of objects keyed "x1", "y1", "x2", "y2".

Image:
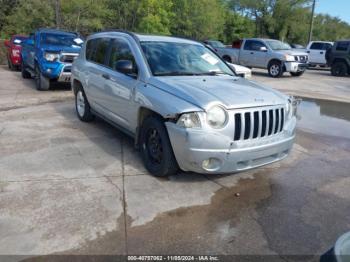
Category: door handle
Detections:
[
  {"x1": 250, "y1": 52, "x2": 254, "y2": 54},
  {"x1": 102, "y1": 73, "x2": 110, "y2": 80},
  {"x1": 320, "y1": 52, "x2": 324, "y2": 54},
  {"x1": 306, "y1": 51, "x2": 310, "y2": 53}
]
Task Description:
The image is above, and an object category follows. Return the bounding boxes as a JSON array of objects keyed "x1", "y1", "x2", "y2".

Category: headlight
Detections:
[
  {"x1": 44, "y1": 52, "x2": 60, "y2": 62},
  {"x1": 206, "y1": 106, "x2": 228, "y2": 129},
  {"x1": 284, "y1": 55, "x2": 295, "y2": 62},
  {"x1": 177, "y1": 112, "x2": 201, "y2": 128}
]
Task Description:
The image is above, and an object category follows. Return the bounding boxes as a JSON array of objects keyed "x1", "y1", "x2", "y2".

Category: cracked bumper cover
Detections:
[{"x1": 165, "y1": 117, "x2": 296, "y2": 174}]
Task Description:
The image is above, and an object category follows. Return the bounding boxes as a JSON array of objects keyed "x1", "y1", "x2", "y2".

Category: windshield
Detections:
[
  {"x1": 265, "y1": 40, "x2": 291, "y2": 50},
  {"x1": 40, "y1": 33, "x2": 80, "y2": 47},
  {"x1": 140, "y1": 41, "x2": 234, "y2": 76}
]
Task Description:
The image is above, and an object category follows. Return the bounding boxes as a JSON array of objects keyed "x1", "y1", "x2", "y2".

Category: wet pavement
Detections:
[{"x1": 0, "y1": 66, "x2": 350, "y2": 261}]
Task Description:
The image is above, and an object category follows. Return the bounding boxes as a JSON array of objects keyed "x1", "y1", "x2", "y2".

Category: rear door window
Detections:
[
  {"x1": 310, "y1": 42, "x2": 324, "y2": 50},
  {"x1": 86, "y1": 38, "x2": 110, "y2": 65}
]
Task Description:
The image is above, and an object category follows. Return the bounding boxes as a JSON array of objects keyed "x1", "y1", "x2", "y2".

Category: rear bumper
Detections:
[
  {"x1": 9, "y1": 55, "x2": 21, "y2": 66},
  {"x1": 165, "y1": 117, "x2": 296, "y2": 174},
  {"x1": 284, "y1": 62, "x2": 308, "y2": 72}
]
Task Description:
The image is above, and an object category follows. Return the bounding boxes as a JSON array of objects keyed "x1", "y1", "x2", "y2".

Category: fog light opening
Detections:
[{"x1": 202, "y1": 158, "x2": 222, "y2": 171}]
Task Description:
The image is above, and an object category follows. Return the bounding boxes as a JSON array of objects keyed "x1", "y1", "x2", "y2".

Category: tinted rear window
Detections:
[
  {"x1": 336, "y1": 41, "x2": 350, "y2": 51},
  {"x1": 86, "y1": 38, "x2": 110, "y2": 65}
]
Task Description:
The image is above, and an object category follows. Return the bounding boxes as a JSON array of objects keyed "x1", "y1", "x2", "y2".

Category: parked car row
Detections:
[
  {"x1": 2, "y1": 28, "x2": 300, "y2": 176},
  {"x1": 205, "y1": 38, "x2": 309, "y2": 78},
  {"x1": 205, "y1": 38, "x2": 350, "y2": 77}
]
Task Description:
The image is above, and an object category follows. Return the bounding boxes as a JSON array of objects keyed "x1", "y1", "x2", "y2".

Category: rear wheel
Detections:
[
  {"x1": 75, "y1": 85, "x2": 94, "y2": 122},
  {"x1": 290, "y1": 71, "x2": 305, "y2": 77},
  {"x1": 140, "y1": 116, "x2": 178, "y2": 177},
  {"x1": 35, "y1": 65, "x2": 50, "y2": 91},
  {"x1": 268, "y1": 61, "x2": 283, "y2": 78},
  {"x1": 331, "y1": 61, "x2": 348, "y2": 76}
]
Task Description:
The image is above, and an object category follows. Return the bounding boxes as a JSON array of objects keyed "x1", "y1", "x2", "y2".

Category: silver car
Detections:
[{"x1": 71, "y1": 30, "x2": 297, "y2": 176}]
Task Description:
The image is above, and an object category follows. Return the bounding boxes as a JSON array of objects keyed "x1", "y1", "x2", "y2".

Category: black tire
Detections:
[
  {"x1": 140, "y1": 116, "x2": 179, "y2": 177},
  {"x1": 290, "y1": 71, "x2": 305, "y2": 77},
  {"x1": 268, "y1": 60, "x2": 283, "y2": 78},
  {"x1": 331, "y1": 61, "x2": 348, "y2": 77},
  {"x1": 7, "y1": 58, "x2": 13, "y2": 70},
  {"x1": 35, "y1": 65, "x2": 50, "y2": 91},
  {"x1": 21, "y1": 61, "x2": 31, "y2": 79},
  {"x1": 75, "y1": 85, "x2": 95, "y2": 122},
  {"x1": 222, "y1": 55, "x2": 232, "y2": 63}
]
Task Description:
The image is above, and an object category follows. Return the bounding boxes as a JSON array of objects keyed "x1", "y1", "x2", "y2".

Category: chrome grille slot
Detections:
[
  {"x1": 233, "y1": 106, "x2": 285, "y2": 141},
  {"x1": 60, "y1": 53, "x2": 78, "y2": 63}
]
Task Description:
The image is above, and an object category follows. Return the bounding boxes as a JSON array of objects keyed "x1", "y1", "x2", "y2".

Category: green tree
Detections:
[
  {"x1": 170, "y1": 0, "x2": 226, "y2": 40},
  {"x1": 136, "y1": 0, "x2": 173, "y2": 35},
  {"x1": 60, "y1": 0, "x2": 109, "y2": 35},
  {"x1": 2, "y1": 0, "x2": 55, "y2": 36}
]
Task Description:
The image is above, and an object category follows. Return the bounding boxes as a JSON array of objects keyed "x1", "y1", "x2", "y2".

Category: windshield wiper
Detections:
[
  {"x1": 197, "y1": 71, "x2": 233, "y2": 76},
  {"x1": 154, "y1": 71, "x2": 199, "y2": 76}
]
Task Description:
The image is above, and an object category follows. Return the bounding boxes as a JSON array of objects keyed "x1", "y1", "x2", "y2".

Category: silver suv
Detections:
[{"x1": 71, "y1": 30, "x2": 297, "y2": 177}]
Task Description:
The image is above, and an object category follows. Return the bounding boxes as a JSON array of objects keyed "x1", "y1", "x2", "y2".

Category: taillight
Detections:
[{"x1": 12, "y1": 49, "x2": 20, "y2": 57}]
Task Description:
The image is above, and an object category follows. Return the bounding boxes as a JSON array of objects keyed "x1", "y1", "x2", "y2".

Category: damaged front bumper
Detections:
[
  {"x1": 165, "y1": 117, "x2": 296, "y2": 174},
  {"x1": 284, "y1": 61, "x2": 308, "y2": 72}
]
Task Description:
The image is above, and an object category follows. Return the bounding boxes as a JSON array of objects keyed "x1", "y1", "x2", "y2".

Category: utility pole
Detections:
[
  {"x1": 308, "y1": 0, "x2": 316, "y2": 43},
  {"x1": 55, "y1": 0, "x2": 61, "y2": 29}
]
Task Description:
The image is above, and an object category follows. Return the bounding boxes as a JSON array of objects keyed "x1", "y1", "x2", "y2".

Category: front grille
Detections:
[
  {"x1": 294, "y1": 55, "x2": 308, "y2": 62},
  {"x1": 233, "y1": 107, "x2": 285, "y2": 141},
  {"x1": 63, "y1": 66, "x2": 71, "y2": 72},
  {"x1": 60, "y1": 53, "x2": 78, "y2": 63}
]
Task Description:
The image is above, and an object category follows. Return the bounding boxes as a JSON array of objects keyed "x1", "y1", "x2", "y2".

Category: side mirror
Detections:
[
  {"x1": 4, "y1": 40, "x2": 10, "y2": 47},
  {"x1": 260, "y1": 46, "x2": 268, "y2": 52},
  {"x1": 114, "y1": 60, "x2": 136, "y2": 76}
]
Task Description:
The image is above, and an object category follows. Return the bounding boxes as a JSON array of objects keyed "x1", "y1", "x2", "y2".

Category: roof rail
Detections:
[{"x1": 94, "y1": 29, "x2": 140, "y2": 42}]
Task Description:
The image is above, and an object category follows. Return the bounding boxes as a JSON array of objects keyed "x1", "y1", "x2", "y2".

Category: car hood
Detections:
[
  {"x1": 275, "y1": 49, "x2": 308, "y2": 56},
  {"x1": 41, "y1": 44, "x2": 81, "y2": 54},
  {"x1": 148, "y1": 75, "x2": 287, "y2": 110}
]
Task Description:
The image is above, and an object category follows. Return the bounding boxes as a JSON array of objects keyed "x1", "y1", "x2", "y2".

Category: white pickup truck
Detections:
[
  {"x1": 305, "y1": 41, "x2": 333, "y2": 67},
  {"x1": 205, "y1": 39, "x2": 309, "y2": 77}
]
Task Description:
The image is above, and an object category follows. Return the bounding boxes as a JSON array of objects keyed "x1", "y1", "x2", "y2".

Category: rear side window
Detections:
[
  {"x1": 85, "y1": 39, "x2": 96, "y2": 61},
  {"x1": 244, "y1": 40, "x2": 265, "y2": 51},
  {"x1": 108, "y1": 38, "x2": 136, "y2": 71},
  {"x1": 86, "y1": 38, "x2": 110, "y2": 65},
  {"x1": 310, "y1": 42, "x2": 324, "y2": 50},
  {"x1": 336, "y1": 41, "x2": 350, "y2": 51}
]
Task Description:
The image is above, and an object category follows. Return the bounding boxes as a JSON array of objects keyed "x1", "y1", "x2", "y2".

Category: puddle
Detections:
[{"x1": 297, "y1": 97, "x2": 350, "y2": 139}]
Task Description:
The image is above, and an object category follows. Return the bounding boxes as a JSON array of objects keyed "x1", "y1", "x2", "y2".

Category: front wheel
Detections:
[
  {"x1": 290, "y1": 71, "x2": 305, "y2": 77},
  {"x1": 7, "y1": 59, "x2": 13, "y2": 70},
  {"x1": 35, "y1": 66, "x2": 50, "y2": 91},
  {"x1": 21, "y1": 61, "x2": 31, "y2": 79},
  {"x1": 268, "y1": 61, "x2": 283, "y2": 78},
  {"x1": 140, "y1": 116, "x2": 179, "y2": 177},
  {"x1": 331, "y1": 62, "x2": 348, "y2": 76}
]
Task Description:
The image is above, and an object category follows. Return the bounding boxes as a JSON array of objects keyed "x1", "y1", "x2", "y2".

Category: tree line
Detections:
[{"x1": 0, "y1": 0, "x2": 350, "y2": 45}]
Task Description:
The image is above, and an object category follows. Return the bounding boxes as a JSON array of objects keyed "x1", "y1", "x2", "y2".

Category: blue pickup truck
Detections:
[{"x1": 21, "y1": 28, "x2": 83, "y2": 90}]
